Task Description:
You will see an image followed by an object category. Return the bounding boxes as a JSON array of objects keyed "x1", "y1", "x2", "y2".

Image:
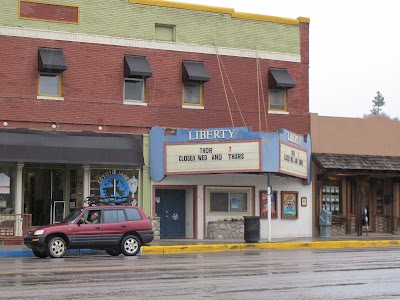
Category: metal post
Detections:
[
  {"x1": 83, "y1": 165, "x2": 90, "y2": 206},
  {"x1": 267, "y1": 173, "x2": 272, "y2": 242},
  {"x1": 15, "y1": 163, "x2": 24, "y2": 236}
]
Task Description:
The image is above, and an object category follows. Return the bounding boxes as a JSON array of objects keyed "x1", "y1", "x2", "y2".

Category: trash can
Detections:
[
  {"x1": 319, "y1": 210, "x2": 332, "y2": 238},
  {"x1": 244, "y1": 216, "x2": 260, "y2": 243}
]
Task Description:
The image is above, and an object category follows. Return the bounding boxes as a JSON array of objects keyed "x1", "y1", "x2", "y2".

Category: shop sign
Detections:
[
  {"x1": 287, "y1": 132, "x2": 302, "y2": 146},
  {"x1": 98, "y1": 172, "x2": 138, "y2": 198},
  {"x1": 188, "y1": 129, "x2": 236, "y2": 141},
  {"x1": 0, "y1": 173, "x2": 10, "y2": 194},
  {"x1": 165, "y1": 141, "x2": 261, "y2": 174},
  {"x1": 280, "y1": 143, "x2": 308, "y2": 179}
]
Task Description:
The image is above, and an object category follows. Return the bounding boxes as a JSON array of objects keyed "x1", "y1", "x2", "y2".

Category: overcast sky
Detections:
[{"x1": 175, "y1": 0, "x2": 399, "y2": 119}]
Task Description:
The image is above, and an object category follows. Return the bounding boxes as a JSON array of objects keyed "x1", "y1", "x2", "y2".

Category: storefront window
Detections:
[
  {"x1": 207, "y1": 187, "x2": 251, "y2": 215},
  {"x1": 90, "y1": 168, "x2": 140, "y2": 205},
  {"x1": 322, "y1": 181, "x2": 340, "y2": 214},
  {"x1": 0, "y1": 167, "x2": 16, "y2": 214}
]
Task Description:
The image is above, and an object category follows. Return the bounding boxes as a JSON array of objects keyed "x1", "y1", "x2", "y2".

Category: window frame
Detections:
[
  {"x1": 268, "y1": 88, "x2": 287, "y2": 112},
  {"x1": 38, "y1": 71, "x2": 62, "y2": 97},
  {"x1": 206, "y1": 186, "x2": 252, "y2": 216},
  {"x1": 124, "y1": 77, "x2": 145, "y2": 103},
  {"x1": 182, "y1": 82, "x2": 204, "y2": 106}
]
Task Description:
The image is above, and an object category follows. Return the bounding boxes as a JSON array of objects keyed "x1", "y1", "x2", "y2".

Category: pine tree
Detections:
[{"x1": 370, "y1": 91, "x2": 385, "y2": 115}]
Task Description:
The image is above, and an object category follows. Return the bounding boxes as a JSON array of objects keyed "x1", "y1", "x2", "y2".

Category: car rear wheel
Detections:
[
  {"x1": 32, "y1": 250, "x2": 48, "y2": 258},
  {"x1": 121, "y1": 235, "x2": 141, "y2": 256},
  {"x1": 105, "y1": 249, "x2": 122, "y2": 256},
  {"x1": 47, "y1": 236, "x2": 67, "y2": 258}
]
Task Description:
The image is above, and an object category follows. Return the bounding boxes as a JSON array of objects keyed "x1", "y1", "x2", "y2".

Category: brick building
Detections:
[{"x1": 0, "y1": 0, "x2": 310, "y2": 240}]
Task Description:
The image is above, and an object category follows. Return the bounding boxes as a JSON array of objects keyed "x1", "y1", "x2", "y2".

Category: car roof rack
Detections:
[{"x1": 84, "y1": 196, "x2": 133, "y2": 206}]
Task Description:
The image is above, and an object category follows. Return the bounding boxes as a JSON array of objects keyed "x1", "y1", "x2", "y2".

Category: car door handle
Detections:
[
  {"x1": 95, "y1": 227, "x2": 101, "y2": 229},
  {"x1": 121, "y1": 225, "x2": 126, "y2": 228}
]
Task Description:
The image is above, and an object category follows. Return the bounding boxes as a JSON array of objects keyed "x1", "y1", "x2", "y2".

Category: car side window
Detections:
[
  {"x1": 82, "y1": 210, "x2": 101, "y2": 224},
  {"x1": 125, "y1": 208, "x2": 142, "y2": 221},
  {"x1": 103, "y1": 209, "x2": 126, "y2": 223}
]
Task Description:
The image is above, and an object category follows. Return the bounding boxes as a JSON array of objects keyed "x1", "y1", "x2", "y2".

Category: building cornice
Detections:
[{"x1": 0, "y1": 26, "x2": 301, "y2": 62}]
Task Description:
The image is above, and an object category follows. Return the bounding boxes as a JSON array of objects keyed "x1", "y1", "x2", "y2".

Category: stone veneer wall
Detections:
[
  {"x1": 151, "y1": 217, "x2": 160, "y2": 240},
  {"x1": 330, "y1": 215, "x2": 348, "y2": 235},
  {"x1": 331, "y1": 215, "x2": 396, "y2": 235},
  {"x1": 375, "y1": 216, "x2": 393, "y2": 233},
  {"x1": 207, "y1": 220, "x2": 244, "y2": 239}
]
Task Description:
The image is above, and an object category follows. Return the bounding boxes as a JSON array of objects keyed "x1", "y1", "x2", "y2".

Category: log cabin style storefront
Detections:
[{"x1": 311, "y1": 114, "x2": 400, "y2": 236}]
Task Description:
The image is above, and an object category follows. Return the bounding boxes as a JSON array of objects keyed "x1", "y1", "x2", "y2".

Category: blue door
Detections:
[{"x1": 156, "y1": 189, "x2": 185, "y2": 239}]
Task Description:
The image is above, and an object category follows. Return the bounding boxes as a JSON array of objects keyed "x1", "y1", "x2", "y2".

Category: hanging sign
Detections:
[{"x1": 0, "y1": 173, "x2": 11, "y2": 194}]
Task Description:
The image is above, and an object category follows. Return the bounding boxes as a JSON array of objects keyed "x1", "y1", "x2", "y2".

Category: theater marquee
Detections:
[
  {"x1": 165, "y1": 140, "x2": 261, "y2": 174},
  {"x1": 280, "y1": 143, "x2": 308, "y2": 179}
]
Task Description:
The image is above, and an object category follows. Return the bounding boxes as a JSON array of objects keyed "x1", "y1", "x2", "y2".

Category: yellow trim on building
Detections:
[
  {"x1": 233, "y1": 12, "x2": 298, "y2": 25},
  {"x1": 129, "y1": 0, "x2": 234, "y2": 15},
  {"x1": 128, "y1": 0, "x2": 309, "y2": 25},
  {"x1": 297, "y1": 17, "x2": 310, "y2": 24},
  {"x1": 18, "y1": 0, "x2": 80, "y2": 25}
]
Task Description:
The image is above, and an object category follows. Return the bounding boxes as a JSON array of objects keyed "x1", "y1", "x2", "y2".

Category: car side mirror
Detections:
[{"x1": 77, "y1": 218, "x2": 85, "y2": 225}]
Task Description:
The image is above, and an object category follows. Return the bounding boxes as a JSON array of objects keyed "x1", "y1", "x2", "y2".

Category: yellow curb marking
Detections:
[{"x1": 142, "y1": 240, "x2": 400, "y2": 255}]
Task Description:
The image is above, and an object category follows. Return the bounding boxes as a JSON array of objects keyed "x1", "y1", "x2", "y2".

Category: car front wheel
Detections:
[
  {"x1": 121, "y1": 235, "x2": 141, "y2": 256},
  {"x1": 32, "y1": 250, "x2": 48, "y2": 258},
  {"x1": 47, "y1": 236, "x2": 67, "y2": 258}
]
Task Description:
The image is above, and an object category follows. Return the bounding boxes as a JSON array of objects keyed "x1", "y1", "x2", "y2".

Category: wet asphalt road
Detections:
[{"x1": 0, "y1": 247, "x2": 400, "y2": 300}]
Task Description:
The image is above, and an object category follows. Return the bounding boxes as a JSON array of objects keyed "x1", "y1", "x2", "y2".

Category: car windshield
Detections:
[{"x1": 62, "y1": 208, "x2": 84, "y2": 223}]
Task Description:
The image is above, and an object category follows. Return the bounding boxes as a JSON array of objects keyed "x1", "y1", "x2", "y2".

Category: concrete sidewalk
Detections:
[{"x1": 1, "y1": 233, "x2": 400, "y2": 258}]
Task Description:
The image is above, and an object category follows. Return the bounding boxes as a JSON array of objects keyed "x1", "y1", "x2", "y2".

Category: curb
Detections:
[
  {"x1": 141, "y1": 240, "x2": 400, "y2": 255},
  {"x1": 2, "y1": 240, "x2": 400, "y2": 258},
  {"x1": 0, "y1": 249, "x2": 104, "y2": 258}
]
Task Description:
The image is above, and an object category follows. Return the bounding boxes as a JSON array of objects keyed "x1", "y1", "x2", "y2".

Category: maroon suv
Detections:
[{"x1": 24, "y1": 205, "x2": 154, "y2": 258}]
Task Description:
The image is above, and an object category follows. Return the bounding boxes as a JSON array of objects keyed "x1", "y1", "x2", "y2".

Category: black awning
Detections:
[
  {"x1": 38, "y1": 48, "x2": 67, "y2": 72},
  {"x1": 124, "y1": 55, "x2": 152, "y2": 78},
  {"x1": 268, "y1": 68, "x2": 296, "y2": 89},
  {"x1": 182, "y1": 61, "x2": 210, "y2": 82},
  {"x1": 0, "y1": 129, "x2": 143, "y2": 166}
]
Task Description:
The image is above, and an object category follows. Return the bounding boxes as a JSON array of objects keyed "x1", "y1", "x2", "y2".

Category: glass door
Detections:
[{"x1": 24, "y1": 169, "x2": 65, "y2": 226}]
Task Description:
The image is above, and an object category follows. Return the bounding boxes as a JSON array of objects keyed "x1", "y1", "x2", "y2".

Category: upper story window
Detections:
[
  {"x1": 123, "y1": 55, "x2": 152, "y2": 105},
  {"x1": 39, "y1": 73, "x2": 61, "y2": 96},
  {"x1": 182, "y1": 60, "x2": 210, "y2": 108},
  {"x1": 38, "y1": 48, "x2": 67, "y2": 99},
  {"x1": 269, "y1": 89, "x2": 287, "y2": 111},
  {"x1": 268, "y1": 68, "x2": 295, "y2": 113},
  {"x1": 155, "y1": 24, "x2": 176, "y2": 42},
  {"x1": 183, "y1": 82, "x2": 202, "y2": 104}
]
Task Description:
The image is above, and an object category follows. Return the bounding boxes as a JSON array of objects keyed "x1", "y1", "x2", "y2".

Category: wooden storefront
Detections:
[{"x1": 313, "y1": 153, "x2": 400, "y2": 236}]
